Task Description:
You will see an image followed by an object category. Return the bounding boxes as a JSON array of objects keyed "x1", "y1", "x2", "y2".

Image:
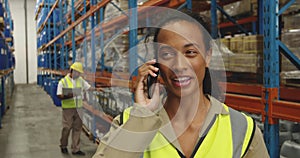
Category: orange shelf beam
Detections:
[
  {"x1": 221, "y1": 82, "x2": 262, "y2": 96},
  {"x1": 225, "y1": 93, "x2": 300, "y2": 123},
  {"x1": 273, "y1": 100, "x2": 300, "y2": 122},
  {"x1": 0, "y1": 68, "x2": 14, "y2": 77},
  {"x1": 39, "y1": 68, "x2": 133, "y2": 88},
  {"x1": 218, "y1": 16, "x2": 257, "y2": 28},
  {"x1": 225, "y1": 93, "x2": 263, "y2": 114},
  {"x1": 35, "y1": 0, "x2": 44, "y2": 20},
  {"x1": 45, "y1": 0, "x2": 185, "y2": 50},
  {"x1": 83, "y1": 101, "x2": 113, "y2": 123},
  {"x1": 45, "y1": 0, "x2": 111, "y2": 49},
  {"x1": 221, "y1": 82, "x2": 300, "y2": 102},
  {"x1": 37, "y1": 0, "x2": 59, "y2": 34},
  {"x1": 192, "y1": 0, "x2": 243, "y2": 12},
  {"x1": 66, "y1": 0, "x2": 91, "y2": 24}
]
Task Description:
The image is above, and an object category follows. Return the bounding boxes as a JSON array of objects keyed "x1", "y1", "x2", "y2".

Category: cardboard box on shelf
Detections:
[
  {"x1": 220, "y1": 38, "x2": 230, "y2": 49},
  {"x1": 281, "y1": 48, "x2": 300, "y2": 72},
  {"x1": 243, "y1": 35, "x2": 263, "y2": 53},
  {"x1": 281, "y1": 31, "x2": 300, "y2": 72},
  {"x1": 223, "y1": 0, "x2": 252, "y2": 20},
  {"x1": 228, "y1": 53, "x2": 262, "y2": 73},
  {"x1": 230, "y1": 36, "x2": 244, "y2": 53},
  {"x1": 283, "y1": 14, "x2": 300, "y2": 30}
]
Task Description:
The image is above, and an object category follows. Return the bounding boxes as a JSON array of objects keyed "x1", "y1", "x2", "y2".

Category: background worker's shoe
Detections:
[
  {"x1": 61, "y1": 147, "x2": 68, "y2": 154},
  {"x1": 72, "y1": 150, "x2": 86, "y2": 156}
]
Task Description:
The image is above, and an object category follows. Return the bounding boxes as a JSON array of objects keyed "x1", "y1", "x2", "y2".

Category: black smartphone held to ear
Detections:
[{"x1": 147, "y1": 63, "x2": 159, "y2": 99}]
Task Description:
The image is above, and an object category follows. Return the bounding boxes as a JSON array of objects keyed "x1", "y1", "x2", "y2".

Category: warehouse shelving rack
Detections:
[
  {"x1": 210, "y1": 0, "x2": 300, "y2": 157},
  {"x1": 35, "y1": 0, "x2": 300, "y2": 157},
  {"x1": 35, "y1": 0, "x2": 188, "y2": 140},
  {"x1": 0, "y1": 0, "x2": 15, "y2": 128}
]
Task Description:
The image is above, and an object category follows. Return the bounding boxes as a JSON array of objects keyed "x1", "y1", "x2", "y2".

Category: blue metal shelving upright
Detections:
[
  {"x1": 128, "y1": 0, "x2": 138, "y2": 76},
  {"x1": 210, "y1": 0, "x2": 300, "y2": 157},
  {"x1": 262, "y1": 1, "x2": 280, "y2": 157},
  {"x1": 35, "y1": 0, "x2": 194, "y2": 142},
  {"x1": 263, "y1": 0, "x2": 300, "y2": 157}
]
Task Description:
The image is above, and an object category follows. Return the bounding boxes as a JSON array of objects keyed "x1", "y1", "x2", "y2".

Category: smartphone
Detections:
[{"x1": 147, "y1": 63, "x2": 159, "y2": 99}]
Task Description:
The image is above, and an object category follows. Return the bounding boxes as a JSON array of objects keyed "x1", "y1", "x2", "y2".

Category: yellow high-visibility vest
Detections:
[
  {"x1": 60, "y1": 75, "x2": 83, "y2": 109},
  {"x1": 122, "y1": 104, "x2": 255, "y2": 158}
]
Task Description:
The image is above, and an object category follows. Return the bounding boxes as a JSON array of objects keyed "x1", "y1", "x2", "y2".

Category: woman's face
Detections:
[{"x1": 156, "y1": 20, "x2": 211, "y2": 98}]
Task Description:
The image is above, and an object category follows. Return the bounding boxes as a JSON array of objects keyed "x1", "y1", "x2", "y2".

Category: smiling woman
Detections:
[{"x1": 92, "y1": 9, "x2": 269, "y2": 158}]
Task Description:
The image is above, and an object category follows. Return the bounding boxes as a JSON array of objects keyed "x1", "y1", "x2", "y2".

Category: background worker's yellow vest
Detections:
[
  {"x1": 60, "y1": 76, "x2": 83, "y2": 109},
  {"x1": 123, "y1": 105, "x2": 255, "y2": 158}
]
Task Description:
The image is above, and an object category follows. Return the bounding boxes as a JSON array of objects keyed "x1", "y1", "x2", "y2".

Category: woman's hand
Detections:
[{"x1": 134, "y1": 59, "x2": 161, "y2": 112}]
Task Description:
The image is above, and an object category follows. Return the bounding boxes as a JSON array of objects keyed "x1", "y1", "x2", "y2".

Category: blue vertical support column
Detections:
[
  {"x1": 90, "y1": 0, "x2": 96, "y2": 72},
  {"x1": 53, "y1": 7, "x2": 57, "y2": 70},
  {"x1": 263, "y1": 0, "x2": 280, "y2": 157},
  {"x1": 47, "y1": 0, "x2": 52, "y2": 70},
  {"x1": 99, "y1": 3, "x2": 104, "y2": 72},
  {"x1": 210, "y1": 0, "x2": 218, "y2": 39},
  {"x1": 186, "y1": 0, "x2": 192, "y2": 10},
  {"x1": 71, "y1": 0, "x2": 76, "y2": 63},
  {"x1": 128, "y1": 0, "x2": 138, "y2": 76},
  {"x1": 251, "y1": 21, "x2": 257, "y2": 35},
  {"x1": 63, "y1": 0, "x2": 69, "y2": 68},
  {"x1": 90, "y1": 0, "x2": 97, "y2": 141},
  {"x1": 83, "y1": 0, "x2": 88, "y2": 68},
  {"x1": 59, "y1": 0, "x2": 65, "y2": 70},
  {"x1": 258, "y1": 0, "x2": 263, "y2": 34}
]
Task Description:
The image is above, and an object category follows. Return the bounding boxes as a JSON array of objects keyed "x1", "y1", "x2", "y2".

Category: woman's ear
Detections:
[{"x1": 205, "y1": 48, "x2": 212, "y2": 67}]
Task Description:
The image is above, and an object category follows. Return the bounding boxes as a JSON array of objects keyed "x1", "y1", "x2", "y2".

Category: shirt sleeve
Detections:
[
  {"x1": 82, "y1": 79, "x2": 91, "y2": 91},
  {"x1": 56, "y1": 81, "x2": 63, "y2": 95},
  {"x1": 243, "y1": 125, "x2": 270, "y2": 158},
  {"x1": 92, "y1": 104, "x2": 162, "y2": 158}
]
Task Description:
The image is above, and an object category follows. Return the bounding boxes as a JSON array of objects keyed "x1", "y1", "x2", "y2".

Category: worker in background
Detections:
[
  {"x1": 92, "y1": 9, "x2": 269, "y2": 158},
  {"x1": 57, "y1": 62, "x2": 101, "y2": 156}
]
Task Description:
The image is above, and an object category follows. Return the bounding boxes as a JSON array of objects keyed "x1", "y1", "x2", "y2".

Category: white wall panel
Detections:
[{"x1": 10, "y1": 0, "x2": 37, "y2": 84}]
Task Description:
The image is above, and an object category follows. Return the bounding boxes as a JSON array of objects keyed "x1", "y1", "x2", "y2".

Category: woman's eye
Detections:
[
  {"x1": 185, "y1": 50, "x2": 199, "y2": 57},
  {"x1": 159, "y1": 50, "x2": 176, "y2": 60}
]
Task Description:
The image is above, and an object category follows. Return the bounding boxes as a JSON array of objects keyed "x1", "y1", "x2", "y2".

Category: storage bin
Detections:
[
  {"x1": 0, "y1": 3, "x2": 4, "y2": 17},
  {"x1": 0, "y1": 54, "x2": 7, "y2": 70},
  {"x1": 37, "y1": 74, "x2": 43, "y2": 86},
  {"x1": 50, "y1": 80, "x2": 61, "y2": 107}
]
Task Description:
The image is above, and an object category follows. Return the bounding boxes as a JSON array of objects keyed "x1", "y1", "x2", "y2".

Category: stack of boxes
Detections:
[
  {"x1": 280, "y1": 0, "x2": 300, "y2": 87},
  {"x1": 219, "y1": 35, "x2": 263, "y2": 74},
  {"x1": 281, "y1": 32, "x2": 300, "y2": 72}
]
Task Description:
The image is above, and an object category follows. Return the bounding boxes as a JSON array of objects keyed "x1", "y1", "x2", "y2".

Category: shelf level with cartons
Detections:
[{"x1": 35, "y1": 0, "x2": 188, "y2": 141}]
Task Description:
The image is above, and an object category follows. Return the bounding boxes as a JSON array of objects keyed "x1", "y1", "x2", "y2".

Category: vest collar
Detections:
[
  {"x1": 66, "y1": 73, "x2": 81, "y2": 82},
  {"x1": 156, "y1": 96, "x2": 229, "y2": 154}
]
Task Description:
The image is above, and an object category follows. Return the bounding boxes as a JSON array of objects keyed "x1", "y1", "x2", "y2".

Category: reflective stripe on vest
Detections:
[
  {"x1": 122, "y1": 104, "x2": 255, "y2": 158},
  {"x1": 60, "y1": 76, "x2": 83, "y2": 109}
]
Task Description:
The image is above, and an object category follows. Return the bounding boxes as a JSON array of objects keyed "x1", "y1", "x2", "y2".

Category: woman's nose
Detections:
[{"x1": 171, "y1": 54, "x2": 188, "y2": 73}]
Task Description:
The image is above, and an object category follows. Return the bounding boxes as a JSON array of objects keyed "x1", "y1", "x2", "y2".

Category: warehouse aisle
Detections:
[{"x1": 0, "y1": 84, "x2": 97, "y2": 158}]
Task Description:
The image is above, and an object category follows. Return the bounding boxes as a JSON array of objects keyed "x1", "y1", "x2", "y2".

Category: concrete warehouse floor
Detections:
[{"x1": 0, "y1": 84, "x2": 98, "y2": 158}]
